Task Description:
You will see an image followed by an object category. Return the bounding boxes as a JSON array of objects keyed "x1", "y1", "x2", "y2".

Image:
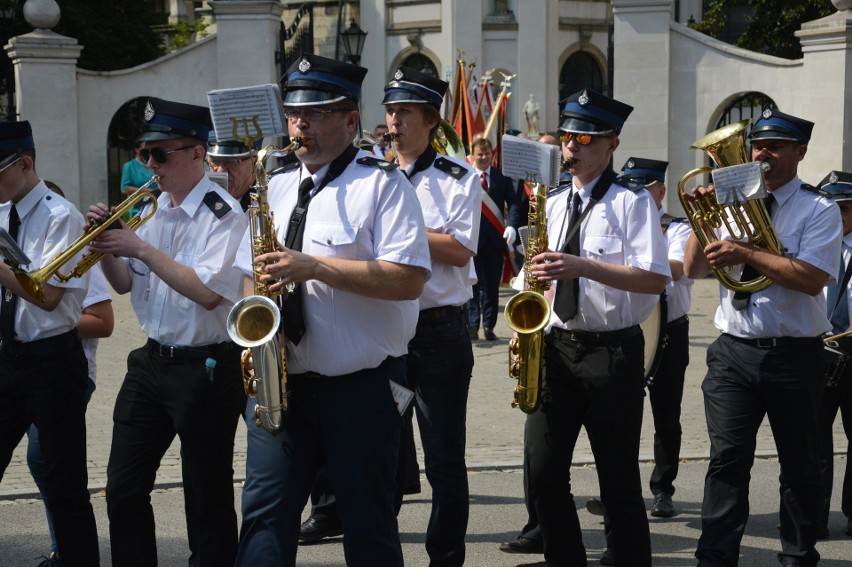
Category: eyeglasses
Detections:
[
  {"x1": 139, "y1": 145, "x2": 196, "y2": 165},
  {"x1": 0, "y1": 154, "x2": 23, "y2": 175},
  {"x1": 283, "y1": 108, "x2": 352, "y2": 122},
  {"x1": 559, "y1": 132, "x2": 596, "y2": 145},
  {"x1": 208, "y1": 156, "x2": 249, "y2": 169}
]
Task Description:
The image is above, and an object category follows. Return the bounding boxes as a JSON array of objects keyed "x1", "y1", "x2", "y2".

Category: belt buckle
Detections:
[
  {"x1": 756, "y1": 338, "x2": 777, "y2": 348},
  {"x1": 159, "y1": 344, "x2": 175, "y2": 358}
]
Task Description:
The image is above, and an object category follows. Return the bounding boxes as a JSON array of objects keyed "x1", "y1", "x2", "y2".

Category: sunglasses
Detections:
[
  {"x1": 208, "y1": 156, "x2": 249, "y2": 169},
  {"x1": 283, "y1": 108, "x2": 351, "y2": 122},
  {"x1": 139, "y1": 144, "x2": 196, "y2": 165},
  {"x1": 558, "y1": 132, "x2": 596, "y2": 145}
]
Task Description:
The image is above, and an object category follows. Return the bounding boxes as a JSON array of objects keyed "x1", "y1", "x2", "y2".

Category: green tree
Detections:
[{"x1": 691, "y1": 0, "x2": 836, "y2": 60}]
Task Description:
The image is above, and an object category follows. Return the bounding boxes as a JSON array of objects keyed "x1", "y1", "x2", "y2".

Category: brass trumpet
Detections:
[
  {"x1": 16, "y1": 176, "x2": 159, "y2": 302},
  {"x1": 677, "y1": 120, "x2": 781, "y2": 293}
]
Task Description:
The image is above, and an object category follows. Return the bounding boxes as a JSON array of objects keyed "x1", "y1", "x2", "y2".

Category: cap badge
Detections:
[
  {"x1": 144, "y1": 101, "x2": 155, "y2": 123},
  {"x1": 394, "y1": 69, "x2": 404, "y2": 80},
  {"x1": 298, "y1": 58, "x2": 311, "y2": 73},
  {"x1": 627, "y1": 159, "x2": 635, "y2": 169},
  {"x1": 451, "y1": 166, "x2": 460, "y2": 175},
  {"x1": 578, "y1": 90, "x2": 589, "y2": 106},
  {"x1": 830, "y1": 172, "x2": 839, "y2": 185},
  {"x1": 762, "y1": 108, "x2": 773, "y2": 119}
]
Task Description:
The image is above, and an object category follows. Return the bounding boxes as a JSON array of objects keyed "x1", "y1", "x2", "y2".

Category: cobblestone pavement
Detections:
[{"x1": 0, "y1": 277, "x2": 845, "y2": 498}]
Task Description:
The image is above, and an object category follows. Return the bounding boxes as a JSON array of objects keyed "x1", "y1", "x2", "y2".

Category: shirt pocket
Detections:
[
  {"x1": 306, "y1": 222, "x2": 360, "y2": 259},
  {"x1": 775, "y1": 233, "x2": 799, "y2": 259},
  {"x1": 584, "y1": 234, "x2": 624, "y2": 264}
]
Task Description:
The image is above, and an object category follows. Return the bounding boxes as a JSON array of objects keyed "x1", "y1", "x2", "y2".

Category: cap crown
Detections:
[
  {"x1": 283, "y1": 53, "x2": 367, "y2": 106},
  {"x1": 559, "y1": 89, "x2": 633, "y2": 135}
]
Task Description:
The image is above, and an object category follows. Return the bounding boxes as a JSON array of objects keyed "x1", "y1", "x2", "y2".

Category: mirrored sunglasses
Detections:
[{"x1": 558, "y1": 132, "x2": 595, "y2": 145}]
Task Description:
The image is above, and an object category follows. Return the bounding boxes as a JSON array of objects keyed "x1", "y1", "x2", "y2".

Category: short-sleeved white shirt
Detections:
[
  {"x1": 0, "y1": 181, "x2": 89, "y2": 342},
  {"x1": 235, "y1": 149, "x2": 431, "y2": 376},
  {"x1": 713, "y1": 176, "x2": 841, "y2": 338},
  {"x1": 82, "y1": 264, "x2": 111, "y2": 383},
  {"x1": 126, "y1": 177, "x2": 248, "y2": 346},
  {"x1": 547, "y1": 175, "x2": 671, "y2": 332},
  {"x1": 662, "y1": 211, "x2": 694, "y2": 321},
  {"x1": 406, "y1": 153, "x2": 480, "y2": 309}
]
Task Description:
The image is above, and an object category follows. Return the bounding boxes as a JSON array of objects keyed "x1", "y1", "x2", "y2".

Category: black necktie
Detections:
[
  {"x1": 1, "y1": 205, "x2": 20, "y2": 343},
  {"x1": 731, "y1": 193, "x2": 775, "y2": 311},
  {"x1": 280, "y1": 177, "x2": 315, "y2": 345},
  {"x1": 553, "y1": 191, "x2": 582, "y2": 321}
]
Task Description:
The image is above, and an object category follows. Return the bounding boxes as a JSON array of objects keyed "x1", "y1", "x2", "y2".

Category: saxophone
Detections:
[
  {"x1": 226, "y1": 138, "x2": 302, "y2": 433},
  {"x1": 503, "y1": 181, "x2": 552, "y2": 413}
]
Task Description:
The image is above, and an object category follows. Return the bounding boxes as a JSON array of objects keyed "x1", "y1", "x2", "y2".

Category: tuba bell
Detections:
[{"x1": 677, "y1": 119, "x2": 782, "y2": 293}]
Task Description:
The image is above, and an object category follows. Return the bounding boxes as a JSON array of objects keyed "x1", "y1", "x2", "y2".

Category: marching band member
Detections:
[
  {"x1": 815, "y1": 170, "x2": 852, "y2": 540},
  {"x1": 206, "y1": 134, "x2": 258, "y2": 211},
  {"x1": 233, "y1": 54, "x2": 430, "y2": 567},
  {"x1": 0, "y1": 120, "x2": 100, "y2": 567},
  {"x1": 523, "y1": 89, "x2": 670, "y2": 566},
  {"x1": 684, "y1": 109, "x2": 839, "y2": 567},
  {"x1": 87, "y1": 98, "x2": 247, "y2": 567}
]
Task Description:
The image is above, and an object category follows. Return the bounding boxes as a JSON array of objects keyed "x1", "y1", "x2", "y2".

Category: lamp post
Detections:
[{"x1": 340, "y1": 19, "x2": 367, "y2": 66}]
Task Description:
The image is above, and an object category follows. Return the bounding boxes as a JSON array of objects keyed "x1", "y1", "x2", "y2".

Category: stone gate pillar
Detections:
[{"x1": 5, "y1": 0, "x2": 83, "y2": 205}]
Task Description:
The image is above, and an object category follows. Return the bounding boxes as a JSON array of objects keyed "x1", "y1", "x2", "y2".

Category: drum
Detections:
[{"x1": 641, "y1": 292, "x2": 668, "y2": 385}]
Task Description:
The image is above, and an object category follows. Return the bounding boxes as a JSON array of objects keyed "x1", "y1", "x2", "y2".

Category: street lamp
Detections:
[{"x1": 340, "y1": 19, "x2": 367, "y2": 66}]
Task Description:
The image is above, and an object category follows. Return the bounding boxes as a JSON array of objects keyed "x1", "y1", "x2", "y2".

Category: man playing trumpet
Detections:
[{"x1": 684, "y1": 109, "x2": 840, "y2": 567}]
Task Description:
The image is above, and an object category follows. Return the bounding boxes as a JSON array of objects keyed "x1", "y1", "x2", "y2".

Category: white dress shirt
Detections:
[{"x1": 662, "y1": 211, "x2": 694, "y2": 322}]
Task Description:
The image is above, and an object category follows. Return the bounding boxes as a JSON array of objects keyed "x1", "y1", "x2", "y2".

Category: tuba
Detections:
[
  {"x1": 677, "y1": 120, "x2": 781, "y2": 293},
  {"x1": 503, "y1": 181, "x2": 551, "y2": 413},
  {"x1": 15, "y1": 176, "x2": 159, "y2": 302},
  {"x1": 226, "y1": 137, "x2": 301, "y2": 433}
]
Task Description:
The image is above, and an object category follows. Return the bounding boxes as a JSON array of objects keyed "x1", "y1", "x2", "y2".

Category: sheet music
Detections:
[
  {"x1": 501, "y1": 135, "x2": 561, "y2": 187},
  {"x1": 712, "y1": 162, "x2": 767, "y2": 204},
  {"x1": 207, "y1": 84, "x2": 287, "y2": 145}
]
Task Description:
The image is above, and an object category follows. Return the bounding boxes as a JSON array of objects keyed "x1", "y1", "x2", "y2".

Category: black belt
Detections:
[
  {"x1": 553, "y1": 324, "x2": 641, "y2": 344},
  {"x1": 417, "y1": 305, "x2": 465, "y2": 325},
  {"x1": 146, "y1": 338, "x2": 238, "y2": 361},
  {"x1": 668, "y1": 314, "x2": 689, "y2": 329},
  {"x1": 0, "y1": 329, "x2": 79, "y2": 358},
  {"x1": 724, "y1": 333, "x2": 822, "y2": 349}
]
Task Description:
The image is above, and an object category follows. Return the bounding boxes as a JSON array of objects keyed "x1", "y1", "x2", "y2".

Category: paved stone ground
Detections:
[{"x1": 0, "y1": 277, "x2": 846, "y2": 498}]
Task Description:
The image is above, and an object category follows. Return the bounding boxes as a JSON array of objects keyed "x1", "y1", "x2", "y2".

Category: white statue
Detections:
[{"x1": 524, "y1": 94, "x2": 541, "y2": 138}]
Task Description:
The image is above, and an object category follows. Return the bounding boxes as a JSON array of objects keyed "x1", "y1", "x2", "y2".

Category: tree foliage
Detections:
[
  {"x1": 1, "y1": 0, "x2": 166, "y2": 72},
  {"x1": 691, "y1": 0, "x2": 836, "y2": 60}
]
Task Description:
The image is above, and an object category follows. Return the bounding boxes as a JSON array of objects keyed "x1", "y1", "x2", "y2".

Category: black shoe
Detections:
[
  {"x1": 846, "y1": 518, "x2": 852, "y2": 536},
  {"x1": 36, "y1": 553, "x2": 60, "y2": 567},
  {"x1": 468, "y1": 327, "x2": 479, "y2": 340},
  {"x1": 600, "y1": 548, "x2": 615, "y2": 566},
  {"x1": 586, "y1": 497, "x2": 604, "y2": 516},
  {"x1": 498, "y1": 536, "x2": 543, "y2": 554},
  {"x1": 781, "y1": 560, "x2": 802, "y2": 567},
  {"x1": 816, "y1": 524, "x2": 829, "y2": 540},
  {"x1": 651, "y1": 492, "x2": 676, "y2": 518},
  {"x1": 484, "y1": 328, "x2": 498, "y2": 341},
  {"x1": 298, "y1": 516, "x2": 343, "y2": 544}
]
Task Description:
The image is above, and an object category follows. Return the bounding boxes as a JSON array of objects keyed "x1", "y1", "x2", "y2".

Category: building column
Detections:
[
  {"x1": 5, "y1": 29, "x2": 82, "y2": 205},
  {"x1": 611, "y1": 0, "x2": 673, "y2": 198},
  {"x1": 796, "y1": 5, "x2": 852, "y2": 174},
  {"x1": 517, "y1": 0, "x2": 558, "y2": 135},
  {"x1": 209, "y1": 0, "x2": 284, "y2": 89}
]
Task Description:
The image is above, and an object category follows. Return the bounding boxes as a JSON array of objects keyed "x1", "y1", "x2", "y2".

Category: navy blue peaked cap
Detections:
[
  {"x1": 283, "y1": 53, "x2": 367, "y2": 106},
  {"x1": 617, "y1": 157, "x2": 668, "y2": 189},
  {"x1": 382, "y1": 66, "x2": 448, "y2": 110},
  {"x1": 817, "y1": 170, "x2": 852, "y2": 202},
  {"x1": 139, "y1": 98, "x2": 212, "y2": 143},
  {"x1": 207, "y1": 131, "x2": 260, "y2": 158},
  {"x1": 749, "y1": 108, "x2": 813, "y2": 145},
  {"x1": 560, "y1": 89, "x2": 633, "y2": 135},
  {"x1": 0, "y1": 120, "x2": 35, "y2": 160}
]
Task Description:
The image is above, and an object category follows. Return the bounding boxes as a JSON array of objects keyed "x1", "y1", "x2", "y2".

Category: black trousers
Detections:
[
  {"x1": 0, "y1": 331, "x2": 99, "y2": 567},
  {"x1": 527, "y1": 328, "x2": 651, "y2": 567},
  {"x1": 818, "y1": 342, "x2": 852, "y2": 528},
  {"x1": 696, "y1": 334, "x2": 825, "y2": 567},
  {"x1": 106, "y1": 344, "x2": 244, "y2": 567},
  {"x1": 648, "y1": 317, "x2": 690, "y2": 496}
]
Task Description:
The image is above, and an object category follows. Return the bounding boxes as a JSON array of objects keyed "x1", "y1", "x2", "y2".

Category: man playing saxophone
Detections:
[
  {"x1": 86, "y1": 98, "x2": 248, "y2": 567},
  {"x1": 684, "y1": 109, "x2": 839, "y2": 567},
  {"x1": 233, "y1": 54, "x2": 430, "y2": 567},
  {"x1": 518, "y1": 89, "x2": 669, "y2": 566}
]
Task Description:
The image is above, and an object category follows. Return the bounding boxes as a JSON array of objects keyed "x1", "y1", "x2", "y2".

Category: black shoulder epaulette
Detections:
[
  {"x1": 800, "y1": 183, "x2": 819, "y2": 194},
  {"x1": 548, "y1": 184, "x2": 570, "y2": 197},
  {"x1": 669, "y1": 216, "x2": 688, "y2": 223},
  {"x1": 356, "y1": 156, "x2": 398, "y2": 171},
  {"x1": 267, "y1": 161, "x2": 300, "y2": 177},
  {"x1": 433, "y1": 157, "x2": 469, "y2": 180},
  {"x1": 202, "y1": 191, "x2": 232, "y2": 219}
]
